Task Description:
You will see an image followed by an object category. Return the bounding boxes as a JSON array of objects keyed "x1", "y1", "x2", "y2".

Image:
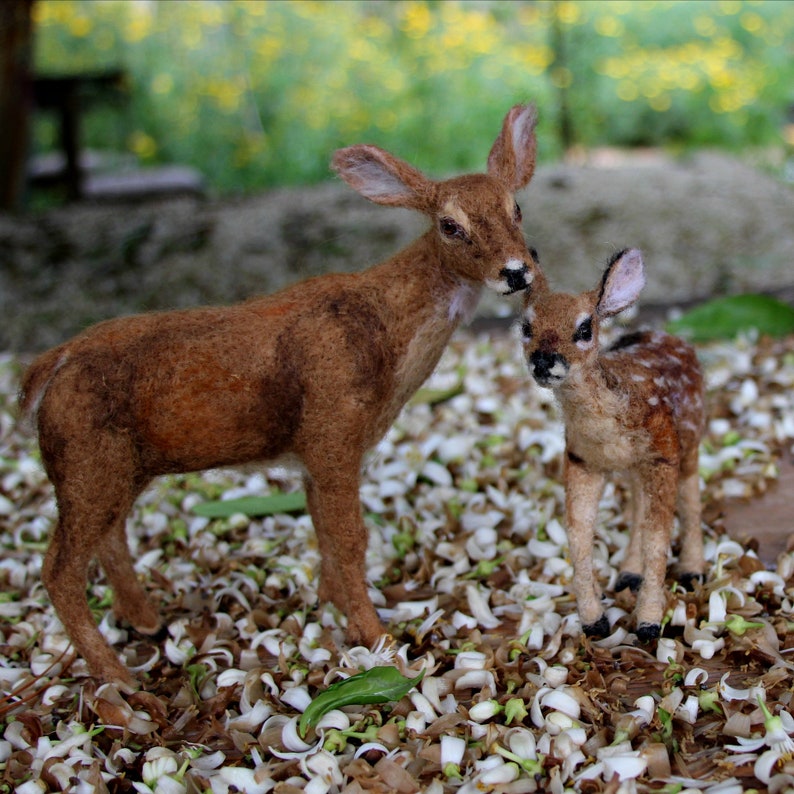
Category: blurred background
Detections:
[
  {"x1": 2, "y1": 0, "x2": 793, "y2": 204},
  {"x1": 1, "y1": 0, "x2": 793, "y2": 351}
]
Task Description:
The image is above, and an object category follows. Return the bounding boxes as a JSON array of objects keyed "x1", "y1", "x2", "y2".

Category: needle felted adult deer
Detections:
[
  {"x1": 19, "y1": 103, "x2": 540, "y2": 683},
  {"x1": 520, "y1": 248, "x2": 705, "y2": 641}
]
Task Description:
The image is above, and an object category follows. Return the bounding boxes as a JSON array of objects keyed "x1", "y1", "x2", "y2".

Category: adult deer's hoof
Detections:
[
  {"x1": 636, "y1": 622, "x2": 660, "y2": 643},
  {"x1": 582, "y1": 614, "x2": 610, "y2": 638},
  {"x1": 615, "y1": 572, "x2": 643, "y2": 593}
]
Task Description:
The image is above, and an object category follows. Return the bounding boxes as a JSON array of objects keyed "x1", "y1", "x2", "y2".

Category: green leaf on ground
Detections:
[
  {"x1": 410, "y1": 382, "x2": 464, "y2": 406},
  {"x1": 299, "y1": 666, "x2": 423, "y2": 736},
  {"x1": 666, "y1": 294, "x2": 794, "y2": 342},
  {"x1": 192, "y1": 491, "x2": 306, "y2": 518}
]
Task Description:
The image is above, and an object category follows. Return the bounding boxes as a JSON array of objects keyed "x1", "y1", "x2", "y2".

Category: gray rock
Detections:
[{"x1": 1, "y1": 151, "x2": 792, "y2": 351}]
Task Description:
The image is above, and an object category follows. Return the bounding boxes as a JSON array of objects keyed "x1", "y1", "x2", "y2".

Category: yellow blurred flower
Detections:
[
  {"x1": 617, "y1": 81, "x2": 639, "y2": 102},
  {"x1": 556, "y1": 2, "x2": 581, "y2": 25},
  {"x1": 124, "y1": 5, "x2": 154, "y2": 43},
  {"x1": 129, "y1": 131, "x2": 157, "y2": 160},
  {"x1": 595, "y1": 15, "x2": 623, "y2": 37},
  {"x1": 69, "y1": 15, "x2": 92, "y2": 37},
  {"x1": 182, "y1": 23, "x2": 203, "y2": 50},
  {"x1": 718, "y1": 0, "x2": 741, "y2": 15},
  {"x1": 402, "y1": 1, "x2": 432, "y2": 39},
  {"x1": 739, "y1": 12, "x2": 764, "y2": 34},
  {"x1": 693, "y1": 14, "x2": 717, "y2": 37}
]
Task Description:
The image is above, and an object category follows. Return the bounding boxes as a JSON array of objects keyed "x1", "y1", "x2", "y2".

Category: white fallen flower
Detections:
[
  {"x1": 441, "y1": 734, "x2": 466, "y2": 772},
  {"x1": 465, "y1": 584, "x2": 501, "y2": 629},
  {"x1": 280, "y1": 685, "x2": 312, "y2": 712},
  {"x1": 468, "y1": 699, "x2": 503, "y2": 722},
  {"x1": 718, "y1": 672, "x2": 765, "y2": 703}
]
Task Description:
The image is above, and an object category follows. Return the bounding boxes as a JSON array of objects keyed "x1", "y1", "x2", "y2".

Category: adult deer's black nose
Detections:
[{"x1": 500, "y1": 261, "x2": 531, "y2": 294}]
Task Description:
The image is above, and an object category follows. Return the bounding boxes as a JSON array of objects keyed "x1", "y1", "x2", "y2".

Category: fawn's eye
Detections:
[
  {"x1": 521, "y1": 319, "x2": 533, "y2": 340},
  {"x1": 514, "y1": 202, "x2": 522, "y2": 223},
  {"x1": 440, "y1": 217, "x2": 466, "y2": 240},
  {"x1": 573, "y1": 316, "x2": 593, "y2": 343}
]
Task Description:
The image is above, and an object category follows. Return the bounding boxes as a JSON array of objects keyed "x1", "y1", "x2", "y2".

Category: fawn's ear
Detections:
[
  {"x1": 522, "y1": 261, "x2": 549, "y2": 308},
  {"x1": 597, "y1": 248, "x2": 645, "y2": 317},
  {"x1": 332, "y1": 145, "x2": 435, "y2": 211},
  {"x1": 487, "y1": 103, "x2": 538, "y2": 192}
]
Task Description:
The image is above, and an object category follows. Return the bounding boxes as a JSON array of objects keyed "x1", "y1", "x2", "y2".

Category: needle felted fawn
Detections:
[
  {"x1": 19, "y1": 103, "x2": 540, "y2": 683},
  {"x1": 520, "y1": 248, "x2": 705, "y2": 641}
]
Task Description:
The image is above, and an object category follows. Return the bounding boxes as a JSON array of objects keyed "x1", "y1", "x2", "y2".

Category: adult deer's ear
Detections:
[
  {"x1": 597, "y1": 248, "x2": 645, "y2": 318},
  {"x1": 332, "y1": 145, "x2": 435, "y2": 212},
  {"x1": 487, "y1": 103, "x2": 538, "y2": 192}
]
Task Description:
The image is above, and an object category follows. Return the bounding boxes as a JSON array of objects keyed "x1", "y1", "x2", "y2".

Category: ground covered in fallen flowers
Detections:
[{"x1": 2, "y1": 324, "x2": 794, "y2": 794}]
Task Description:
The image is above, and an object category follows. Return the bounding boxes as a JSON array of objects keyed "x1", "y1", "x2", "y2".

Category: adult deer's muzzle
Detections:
[{"x1": 499, "y1": 260, "x2": 532, "y2": 294}]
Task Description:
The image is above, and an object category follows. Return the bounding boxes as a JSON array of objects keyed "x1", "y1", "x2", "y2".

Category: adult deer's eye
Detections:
[
  {"x1": 439, "y1": 217, "x2": 466, "y2": 239},
  {"x1": 514, "y1": 201, "x2": 522, "y2": 223},
  {"x1": 573, "y1": 316, "x2": 593, "y2": 343},
  {"x1": 521, "y1": 319, "x2": 533, "y2": 340}
]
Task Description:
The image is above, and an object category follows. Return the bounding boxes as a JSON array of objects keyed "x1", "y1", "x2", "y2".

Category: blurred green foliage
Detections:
[
  {"x1": 31, "y1": 0, "x2": 794, "y2": 194},
  {"x1": 667, "y1": 294, "x2": 794, "y2": 341}
]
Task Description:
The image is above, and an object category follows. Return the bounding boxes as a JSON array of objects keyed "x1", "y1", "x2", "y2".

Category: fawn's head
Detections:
[
  {"x1": 521, "y1": 248, "x2": 645, "y2": 387},
  {"x1": 332, "y1": 103, "x2": 540, "y2": 296}
]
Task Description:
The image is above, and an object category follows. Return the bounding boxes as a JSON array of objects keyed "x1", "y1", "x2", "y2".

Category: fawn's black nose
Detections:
[
  {"x1": 529, "y1": 350, "x2": 568, "y2": 386},
  {"x1": 500, "y1": 262, "x2": 531, "y2": 294}
]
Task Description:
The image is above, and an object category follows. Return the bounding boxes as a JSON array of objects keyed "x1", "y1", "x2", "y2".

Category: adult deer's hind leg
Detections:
[
  {"x1": 40, "y1": 410, "x2": 151, "y2": 683},
  {"x1": 97, "y1": 475, "x2": 160, "y2": 635}
]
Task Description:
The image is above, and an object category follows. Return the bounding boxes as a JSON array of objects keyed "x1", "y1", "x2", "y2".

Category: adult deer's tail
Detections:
[{"x1": 18, "y1": 345, "x2": 70, "y2": 420}]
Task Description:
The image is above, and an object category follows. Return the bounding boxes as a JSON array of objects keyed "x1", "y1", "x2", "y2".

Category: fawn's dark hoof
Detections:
[
  {"x1": 679, "y1": 572, "x2": 704, "y2": 591},
  {"x1": 615, "y1": 572, "x2": 643, "y2": 593},
  {"x1": 636, "y1": 622, "x2": 660, "y2": 643},
  {"x1": 582, "y1": 614, "x2": 610, "y2": 638}
]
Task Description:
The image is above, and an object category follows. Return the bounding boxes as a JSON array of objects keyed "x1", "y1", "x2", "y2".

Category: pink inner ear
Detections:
[
  {"x1": 347, "y1": 159, "x2": 417, "y2": 201},
  {"x1": 599, "y1": 249, "x2": 645, "y2": 316}
]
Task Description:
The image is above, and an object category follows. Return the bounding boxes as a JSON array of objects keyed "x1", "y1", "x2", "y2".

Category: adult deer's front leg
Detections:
[
  {"x1": 634, "y1": 461, "x2": 678, "y2": 641},
  {"x1": 305, "y1": 468, "x2": 383, "y2": 647},
  {"x1": 565, "y1": 456, "x2": 607, "y2": 637}
]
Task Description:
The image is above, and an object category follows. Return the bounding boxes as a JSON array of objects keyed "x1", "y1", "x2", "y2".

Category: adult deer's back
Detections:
[{"x1": 20, "y1": 103, "x2": 540, "y2": 683}]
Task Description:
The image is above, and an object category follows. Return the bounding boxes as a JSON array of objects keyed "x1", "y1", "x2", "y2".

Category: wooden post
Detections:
[
  {"x1": 550, "y1": 1, "x2": 574, "y2": 153},
  {"x1": 0, "y1": 0, "x2": 34, "y2": 211}
]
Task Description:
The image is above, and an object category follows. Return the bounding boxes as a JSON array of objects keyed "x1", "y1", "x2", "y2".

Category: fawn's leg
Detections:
[
  {"x1": 565, "y1": 456, "x2": 608, "y2": 637},
  {"x1": 676, "y1": 447, "x2": 705, "y2": 588},
  {"x1": 634, "y1": 461, "x2": 678, "y2": 642},
  {"x1": 615, "y1": 470, "x2": 646, "y2": 594},
  {"x1": 305, "y1": 466, "x2": 383, "y2": 647}
]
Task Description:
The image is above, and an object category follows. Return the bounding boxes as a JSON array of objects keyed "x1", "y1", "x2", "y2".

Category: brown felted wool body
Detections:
[
  {"x1": 20, "y1": 103, "x2": 541, "y2": 683},
  {"x1": 521, "y1": 249, "x2": 705, "y2": 642}
]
